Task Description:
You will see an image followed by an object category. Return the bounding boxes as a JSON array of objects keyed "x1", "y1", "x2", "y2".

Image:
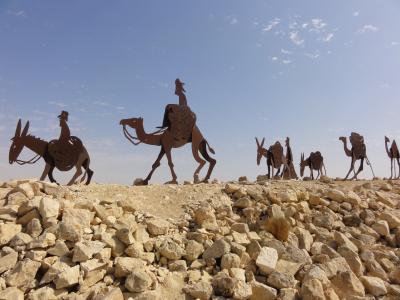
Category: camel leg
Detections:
[
  {"x1": 199, "y1": 140, "x2": 216, "y2": 182},
  {"x1": 316, "y1": 169, "x2": 320, "y2": 180},
  {"x1": 352, "y1": 158, "x2": 364, "y2": 180},
  {"x1": 344, "y1": 158, "x2": 355, "y2": 180},
  {"x1": 40, "y1": 163, "x2": 51, "y2": 181},
  {"x1": 164, "y1": 148, "x2": 177, "y2": 184},
  {"x1": 310, "y1": 167, "x2": 313, "y2": 180},
  {"x1": 396, "y1": 158, "x2": 400, "y2": 179},
  {"x1": 142, "y1": 148, "x2": 165, "y2": 185},
  {"x1": 271, "y1": 161, "x2": 275, "y2": 178}
]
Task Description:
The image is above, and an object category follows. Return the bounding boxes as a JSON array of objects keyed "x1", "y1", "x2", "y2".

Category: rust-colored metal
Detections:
[
  {"x1": 120, "y1": 79, "x2": 216, "y2": 185},
  {"x1": 9, "y1": 112, "x2": 93, "y2": 185},
  {"x1": 384, "y1": 136, "x2": 400, "y2": 179},
  {"x1": 282, "y1": 137, "x2": 298, "y2": 179},
  {"x1": 339, "y1": 132, "x2": 375, "y2": 180},
  {"x1": 300, "y1": 151, "x2": 326, "y2": 179},
  {"x1": 256, "y1": 137, "x2": 289, "y2": 179}
]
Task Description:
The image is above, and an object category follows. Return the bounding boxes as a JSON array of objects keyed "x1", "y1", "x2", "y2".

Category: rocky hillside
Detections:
[{"x1": 0, "y1": 178, "x2": 399, "y2": 300}]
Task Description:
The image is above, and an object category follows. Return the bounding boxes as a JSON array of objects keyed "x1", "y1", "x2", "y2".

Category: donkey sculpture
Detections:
[
  {"x1": 300, "y1": 151, "x2": 326, "y2": 180},
  {"x1": 9, "y1": 119, "x2": 93, "y2": 185},
  {"x1": 256, "y1": 137, "x2": 289, "y2": 179}
]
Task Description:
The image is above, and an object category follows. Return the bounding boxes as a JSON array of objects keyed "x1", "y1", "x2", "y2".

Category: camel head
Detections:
[
  {"x1": 299, "y1": 153, "x2": 307, "y2": 177},
  {"x1": 385, "y1": 136, "x2": 390, "y2": 143},
  {"x1": 9, "y1": 119, "x2": 29, "y2": 164},
  {"x1": 338, "y1": 136, "x2": 346, "y2": 143},
  {"x1": 255, "y1": 137, "x2": 267, "y2": 166},
  {"x1": 119, "y1": 117, "x2": 143, "y2": 128}
]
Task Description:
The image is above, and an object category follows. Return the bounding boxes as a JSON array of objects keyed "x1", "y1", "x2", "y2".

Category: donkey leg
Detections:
[
  {"x1": 40, "y1": 163, "x2": 51, "y2": 181},
  {"x1": 67, "y1": 153, "x2": 86, "y2": 186},
  {"x1": 199, "y1": 140, "x2": 216, "y2": 182},
  {"x1": 48, "y1": 165, "x2": 59, "y2": 185},
  {"x1": 192, "y1": 148, "x2": 206, "y2": 184},
  {"x1": 142, "y1": 148, "x2": 165, "y2": 185}
]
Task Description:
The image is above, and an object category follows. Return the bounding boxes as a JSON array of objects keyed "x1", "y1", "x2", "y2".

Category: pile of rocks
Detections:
[{"x1": 0, "y1": 178, "x2": 399, "y2": 299}]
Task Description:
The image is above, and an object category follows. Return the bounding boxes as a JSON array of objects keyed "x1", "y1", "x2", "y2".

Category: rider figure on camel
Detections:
[
  {"x1": 159, "y1": 78, "x2": 188, "y2": 128},
  {"x1": 58, "y1": 110, "x2": 70, "y2": 144}
]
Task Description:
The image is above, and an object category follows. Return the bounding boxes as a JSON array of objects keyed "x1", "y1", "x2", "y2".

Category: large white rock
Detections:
[{"x1": 256, "y1": 247, "x2": 278, "y2": 275}]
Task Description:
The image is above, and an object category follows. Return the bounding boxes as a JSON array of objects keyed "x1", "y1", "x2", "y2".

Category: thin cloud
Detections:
[
  {"x1": 281, "y1": 49, "x2": 292, "y2": 55},
  {"x1": 7, "y1": 10, "x2": 26, "y2": 17},
  {"x1": 263, "y1": 18, "x2": 280, "y2": 32},
  {"x1": 357, "y1": 25, "x2": 379, "y2": 33},
  {"x1": 353, "y1": 11, "x2": 360, "y2": 17},
  {"x1": 282, "y1": 60, "x2": 292, "y2": 64},
  {"x1": 271, "y1": 57, "x2": 278, "y2": 61},
  {"x1": 230, "y1": 17, "x2": 238, "y2": 25},
  {"x1": 289, "y1": 31, "x2": 304, "y2": 46},
  {"x1": 391, "y1": 41, "x2": 399, "y2": 46},
  {"x1": 48, "y1": 101, "x2": 67, "y2": 108},
  {"x1": 311, "y1": 18, "x2": 327, "y2": 30},
  {"x1": 304, "y1": 53, "x2": 320, "y2": 59},
  {"x1": 322, "y1": 33, "x2": 334, "y2": 42}
]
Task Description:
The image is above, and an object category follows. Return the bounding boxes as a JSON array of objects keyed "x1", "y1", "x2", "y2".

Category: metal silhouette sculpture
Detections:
[
  {"x1": 120, "y1": 79, "x2": 216, "y2": 185},
  {"x1": 300, "y1": 151, "x2": 326, "y2": 179},
  {"x1": 9, "y1": 112, "x2": 93, "y2": 185},
  {"x1": 384, "y1": 136, "x2": 400, "y2": 179},
  {"x1": 256, "y1": 137, "x2": 288, "y2": 179},
  {"x1": 339, "y1": 132, "x2": 375, "y2": 180},
  {"x1": 282, "y1": 137, "x2": 297, "y2": 179}
]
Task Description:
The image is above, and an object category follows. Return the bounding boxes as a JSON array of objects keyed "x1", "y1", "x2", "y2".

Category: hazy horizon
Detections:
[{"x1": 1, "y1": 1, "x2": 399, "y2": 185}]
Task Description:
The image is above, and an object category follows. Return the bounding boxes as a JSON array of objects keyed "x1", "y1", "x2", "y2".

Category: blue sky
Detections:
[{"x1": 1, "y1": 0, "x2": 399, "y2": 184}]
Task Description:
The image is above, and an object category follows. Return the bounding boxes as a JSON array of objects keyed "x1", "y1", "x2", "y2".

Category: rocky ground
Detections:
[{"x1": 0, "y1": 177, "x2": 399, "y2": 300}]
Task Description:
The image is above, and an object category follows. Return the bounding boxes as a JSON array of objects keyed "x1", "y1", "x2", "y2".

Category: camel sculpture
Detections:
[
  {"x1": 9, "y1": 119, "x2": 93, "y2": 185},
  {"x1": 120, "y1": 114, "x2": 216, "y2": 185},
  {"x1": 384, "y1": 136, "x2": 400, "y2": 179},
  {"x1": 282, "y1": 137, "x2": 297, "y2": 179},
  {"x1": 339, "y1": 132, "x2": 375, "y2": 180},
  {"x1": 300, "y1": 151, "x2": 326, "y2": 179},
  {"x1": 256, "y1": 137, "x2": 288, "y2": 179}
]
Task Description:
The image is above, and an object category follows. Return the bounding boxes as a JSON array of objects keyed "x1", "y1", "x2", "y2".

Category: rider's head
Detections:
[
  {"x1": 58, "y1": 111, "x2": 69, "y2": 121},
  {"x1": 175, "y1": 78, "x2": 185, "y2": 94}
]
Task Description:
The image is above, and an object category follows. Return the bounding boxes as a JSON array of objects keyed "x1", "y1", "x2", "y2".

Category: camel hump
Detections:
[
  {"x1": 350, "y1": 132, "x2": 364, "y2": 146},
  {"x1": 48, "y1": 136, "x2": 83, "y2": 171},
  {"x1": 166, "y1": 104, "x2": 197, "y2": 141}
]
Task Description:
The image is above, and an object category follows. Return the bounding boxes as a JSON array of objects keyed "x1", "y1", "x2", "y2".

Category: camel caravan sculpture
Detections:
[
  {"x1": 120, "y1": 79, "x2": 216, "y2": 185},
  {"x1": 8, "y1": 111, "x2": 93, "y2": 185},
  {"x1": 339, "y1": 132, "x2": 375, "y2": 180},
  {"x1": 384, "y1": 136, "x2": 400, "y2": 179}
]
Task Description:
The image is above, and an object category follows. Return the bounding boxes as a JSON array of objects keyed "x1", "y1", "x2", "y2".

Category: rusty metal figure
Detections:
[
  {"x1": 120, "y1": 79, "x2": 216, "y2": 185},
  {"x1": 9, "y1": 114, "x2": 93, "y2": 185},
  {"x1": 300, "y1": 151, "x2": 326, "y2": 179},
  {"x1": 256, "y1": 137, "x2": 288, "y2": 179},
  {"x1": 384, "y1": 136, "x2": 400, "y2": 179},
  {"x1": 282, "y1": 137, "x2": 297, "y2": 179},
  {"x1": 339, "y1": 132, "x2": 375, "y2": 180}
]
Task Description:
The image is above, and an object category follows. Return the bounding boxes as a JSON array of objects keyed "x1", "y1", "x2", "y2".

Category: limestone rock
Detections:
[
  {"x1": 331, "y1": 270, "x2": 365, "y2": 298},
  {"x1": 0, "y1": 223, "x2": 21, "y2": 246},
  {"x1": 256, "y1": 247, "x2": 278, "y2": 275},
  {"x1": 39, "y1": 197, "x2": 59, "y2": 219},
  {"x1": 183, "y1": 281, "x2": 212, "y2": 300},
  {"x1": 6, "y1": 259, "x2": 41, "y2": 290},
  {"x1": 54, "y1": 265, "x2": 80, "y2": 289},
  {"x1": 360, "y1": 276, "x2": 387, "y2": 296},
  {"x1": 146, "y1": 218, "x2": 170, "y2": 236},
  {"x1": 125, "y1": 270, "x2": 152, "y2": 293},
  {"x1": 250, "y1": 281, "x2": 277, "y2": 300},
  {"x1": 301, "y1": 279, "x2": 326, "y2": 300},
  {"x1": 203, "y1": 239, "x2": 230, "y2": 259}
]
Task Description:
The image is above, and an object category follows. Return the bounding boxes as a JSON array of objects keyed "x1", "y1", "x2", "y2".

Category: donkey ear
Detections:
[
  {"x1": 21, "y1": 121, "x2": 30, "y2": 137},
  {"x1": 255, "y1": 137, "x2": 259, "y2": 147},
  {"x1": 261, "y1": 138, "x2": 265, "y2": 147},
  {"x1": 15, "y1": 119, "x2": 22, "y2": 137}
]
